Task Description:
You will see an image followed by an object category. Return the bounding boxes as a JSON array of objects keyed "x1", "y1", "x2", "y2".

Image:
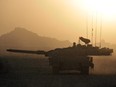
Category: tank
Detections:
[{"x1": 6, "y1": 37, "x2": 113, "y2": 75}]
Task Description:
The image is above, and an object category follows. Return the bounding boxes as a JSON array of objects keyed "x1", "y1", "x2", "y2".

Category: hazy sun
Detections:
[
  {"x1": 70, "y1": 0, "x2": 116, "y2": 20},
  {"x1": 84, "y1": 0, "x2": 116, "y2": 16}
]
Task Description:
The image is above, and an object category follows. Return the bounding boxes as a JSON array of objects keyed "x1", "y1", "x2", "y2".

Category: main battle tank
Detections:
[{"x1": 6, "y1": 37, "x2": 113, "y2": 75}]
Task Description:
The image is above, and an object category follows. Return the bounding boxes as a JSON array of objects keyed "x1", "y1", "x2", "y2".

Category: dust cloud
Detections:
[{"x1": 93, "y1": 52, "x2": 116, "y2": 75}]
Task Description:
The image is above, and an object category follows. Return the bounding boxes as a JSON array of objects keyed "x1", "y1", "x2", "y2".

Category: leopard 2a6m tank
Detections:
[{"x1": 6, "y1": 37, "x2": 113, "y2": 75}]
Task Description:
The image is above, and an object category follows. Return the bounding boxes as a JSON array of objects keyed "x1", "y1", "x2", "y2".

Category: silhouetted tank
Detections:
[{"x1": 6, "y1": 37, "x2": 113, "y2": 75}]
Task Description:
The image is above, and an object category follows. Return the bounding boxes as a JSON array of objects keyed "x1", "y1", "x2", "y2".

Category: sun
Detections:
[
  {"x1": 69, "y1": 0, "x2": 116, "y2": 20},
  {"x1": 81, "y1": 0, "x2": 116, "y2": 19}
]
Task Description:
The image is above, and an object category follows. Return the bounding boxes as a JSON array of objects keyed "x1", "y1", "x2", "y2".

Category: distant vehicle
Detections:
[{"x1": 7, "y1": 37, "x2": 113, "y2": 75}]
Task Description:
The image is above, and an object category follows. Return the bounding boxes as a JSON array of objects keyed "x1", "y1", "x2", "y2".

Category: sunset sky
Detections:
[{"x1": 0, "y1": 0, "x2": 116, "y2": 44}]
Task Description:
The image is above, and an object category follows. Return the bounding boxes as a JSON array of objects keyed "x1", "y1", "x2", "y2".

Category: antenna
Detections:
[
  {"x1": 86, "y1": 14, "x2": 88, "y2": 38},
  {"x1": 91, "y1": 15, "x2": 94, "y2": 45},
  {"x1": 100, "y1": 14, "x2": 102, "y2": 48},
  {"x1": 95, "y1": 12, "x2": 97, "y2": 47}
]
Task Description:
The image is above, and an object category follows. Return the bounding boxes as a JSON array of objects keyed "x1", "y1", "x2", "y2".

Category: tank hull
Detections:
[{"x1": 49, "y1": 56, "x2": 93, "y2": 75}]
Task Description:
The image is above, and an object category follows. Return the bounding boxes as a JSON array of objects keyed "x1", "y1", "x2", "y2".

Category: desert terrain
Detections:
[{"x1": 0, "y1": 53, "x2": 116, "y2": 87}]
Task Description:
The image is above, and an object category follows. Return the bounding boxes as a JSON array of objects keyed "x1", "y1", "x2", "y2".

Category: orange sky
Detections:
[{"x1": 0, "y1": 0, "x2": 116, "y2": 44}]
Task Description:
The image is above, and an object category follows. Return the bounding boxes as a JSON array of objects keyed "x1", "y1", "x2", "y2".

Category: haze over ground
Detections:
[
  {"x1": 0, "y1": 1, "x2": 116, "y2": 87},
  {"x1": 0, "y1": 0, "x2": 116, "y2": 43}
]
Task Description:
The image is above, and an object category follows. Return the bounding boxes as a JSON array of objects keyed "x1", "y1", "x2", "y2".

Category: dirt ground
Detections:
[{"x1": 0, "y1": 54, "x2": 116, "y2": 87}]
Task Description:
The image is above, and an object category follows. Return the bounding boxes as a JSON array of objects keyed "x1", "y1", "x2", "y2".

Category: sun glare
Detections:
[
  {"x1": 69, "y1": 0, "x2": 116, "y2": 20},
  {"x1": 84, "y1": 0, "x2": 116, "y2": 15}
]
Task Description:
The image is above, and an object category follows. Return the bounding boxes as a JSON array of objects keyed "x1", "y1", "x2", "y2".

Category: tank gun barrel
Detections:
[
  {"x1": 7, "y1": 49, "x2": 46, "y2": 55},
  {"x1": 7, "y1": 47, "x2": 113, "y2": 56}
]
